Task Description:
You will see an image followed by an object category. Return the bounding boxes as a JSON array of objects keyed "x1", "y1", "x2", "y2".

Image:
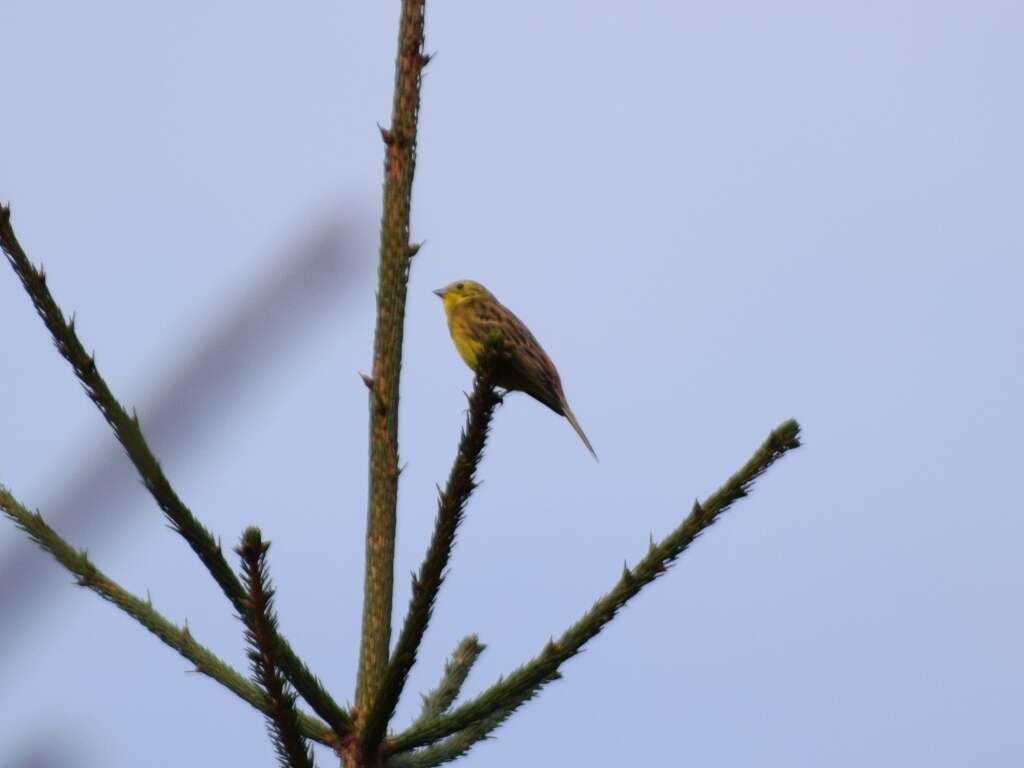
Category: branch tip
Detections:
[
  {"x1": 411, "y1": 634, "x2": 487, "y2": 731},
  {"x1": 238, "y1": 530, "x2": 317, "y2": 768}
]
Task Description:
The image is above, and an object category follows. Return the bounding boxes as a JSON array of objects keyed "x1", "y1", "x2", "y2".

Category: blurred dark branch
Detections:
[
  {"x1": 357, "y1": 0, "x2": 429, "y2": 719},
  {"x1": 0, "y1": 206, "x2": 358, "y2": 663},
  {"x1": 387, "y1": 419, "x2": 802, "y2": 755},
  {"x1": 360, "y1": 377, "x2": 500, "y2": 760},
  {"x1": 0, "y1": 204, "x2": 351, "y2": 740},
  {"x1": 237, "y1": 529, "x2": 318, "y2": 768},
  {"x1": 0, "y1": 485, "x2": 335, "y2": 747}
]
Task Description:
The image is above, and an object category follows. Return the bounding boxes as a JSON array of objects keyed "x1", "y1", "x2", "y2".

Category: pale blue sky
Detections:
[{"x1": 2, "y1": 2, "x2": 1023, "y2": 766}]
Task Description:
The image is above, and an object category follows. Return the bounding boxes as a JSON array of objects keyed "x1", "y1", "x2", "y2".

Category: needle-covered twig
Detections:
[
  {"x1": 413, "y1": 635, "x2": 486, "y2": 727},
  {"x1": 0, "y1": 486, "x2": 335, "y2": 747},
  {"x1": 387, "y1": 419, "x2": 802, "y2": 754},
  {"x1": 237, "y1": 529, "x2": 318, "y2": 768},
  {"x1": 360, "y1": 378, "x2": 500, "y2": 759},
  {"x1": 386, "y1": 701, "x2": 520, "y2": 768},
  {"x1": 0, "y1": 205, "x2": 351, "y2": 740}
]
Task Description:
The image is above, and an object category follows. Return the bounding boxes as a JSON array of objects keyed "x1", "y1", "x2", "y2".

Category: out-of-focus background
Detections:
[{"x1": 2, "y1": 2, "x2": 1023, "y2": 766}]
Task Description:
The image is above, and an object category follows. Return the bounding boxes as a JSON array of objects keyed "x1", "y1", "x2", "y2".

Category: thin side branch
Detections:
[
  {"x1": 388, "y1": 638, "x2": 513, "y2": 768},
  {"x1": 386, "y1": 703, "x2": 515, "y2": 768},
  {"x1": 360, "y1": 379, "x2": 500, "y2": 758},
  {"x1": 358, "y1": 0, "x2": 430, "y2": 715},
  {"x1": 413, "y1": 635, "x2": 486, "y2": 726},
  {"x1": 237, "y1": 529, "x2": 317, "y2": 768},
  {"x1": 0, "y1": 204, "x2": 351, "y2": 740},
  {"x1": 387, "y1": 419, "x2": 802, "y2": 754},
  {"x1": 0, "y1": 486, "x2": 334, "y2": 747}
]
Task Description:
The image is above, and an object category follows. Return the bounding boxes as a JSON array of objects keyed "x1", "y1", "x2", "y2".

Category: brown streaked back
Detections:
[{"x1": 462, "y1": 296, "x2": 566, "y2": 415}]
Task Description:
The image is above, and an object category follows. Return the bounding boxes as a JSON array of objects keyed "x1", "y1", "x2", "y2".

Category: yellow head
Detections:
[{"x1": 432, "y1": 280, "x2": 493, "y2": 315}]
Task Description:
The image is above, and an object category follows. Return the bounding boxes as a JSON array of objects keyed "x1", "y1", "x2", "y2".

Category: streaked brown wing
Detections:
[{"x1": 465, "y1": 297, "x2": 565, "y2": 414}]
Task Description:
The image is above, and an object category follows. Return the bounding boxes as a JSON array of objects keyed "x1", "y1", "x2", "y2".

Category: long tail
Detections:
[{"x1": 561, "y1": 401, "x2": 598, "y2": 461}]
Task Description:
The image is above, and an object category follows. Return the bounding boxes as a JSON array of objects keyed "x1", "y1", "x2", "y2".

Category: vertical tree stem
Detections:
[{"x1": 357, "y1": 0, "x2": 428, "y2": 717}]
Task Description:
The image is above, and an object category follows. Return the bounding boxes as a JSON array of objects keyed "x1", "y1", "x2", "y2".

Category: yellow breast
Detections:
[{"x1": 444, "y1": 297, "x2": 485, "y2": 372}]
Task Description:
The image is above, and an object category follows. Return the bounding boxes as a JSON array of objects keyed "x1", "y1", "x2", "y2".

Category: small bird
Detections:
[{"x1": 433, "y1": 280, "x2": 597, "y2": 459}]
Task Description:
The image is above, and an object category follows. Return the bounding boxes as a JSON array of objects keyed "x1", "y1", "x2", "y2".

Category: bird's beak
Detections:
[{"x1": 432, "y1": 287, "x2": 445, "y2": 298}]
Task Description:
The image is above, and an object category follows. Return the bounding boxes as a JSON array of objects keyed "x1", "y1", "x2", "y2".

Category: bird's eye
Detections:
[{"x1": 455, "y1": 282, "x2": 464, "y2": 291}]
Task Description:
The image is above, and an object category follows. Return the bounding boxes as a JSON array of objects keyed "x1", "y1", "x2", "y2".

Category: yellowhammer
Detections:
[{"x1": 433, "y1": 280, "x2": 597, "y2": 460}]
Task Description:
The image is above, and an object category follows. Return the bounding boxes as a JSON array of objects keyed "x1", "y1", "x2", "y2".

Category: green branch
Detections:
[
  {"x1": 413, "y1": 635, "x2": 486, "y2": 726},
  {"x1": 358, "y1": 0, "x2": 430, "y2": 716},
  {"x1": 361, "y1": 379, "x2": 500, "y2": 759},
  {"x1": 387, "y1": 419, "x2": 802, "y2": 754},
  {"x1": 388, "y1": 637, "x2": 504, "y2": 768},
  {"x1": 238, "y1": 529, "x2": 317, "y2": 768},
  {"x1": 386, "y1": 702, "x2": 516, "y2": 768},
  {"x1": 0, "y1": 486, "x2": 334, "y2": 747},
  {"x1": 0, "y1": 204, "x2": 351, "y2": 740}
]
